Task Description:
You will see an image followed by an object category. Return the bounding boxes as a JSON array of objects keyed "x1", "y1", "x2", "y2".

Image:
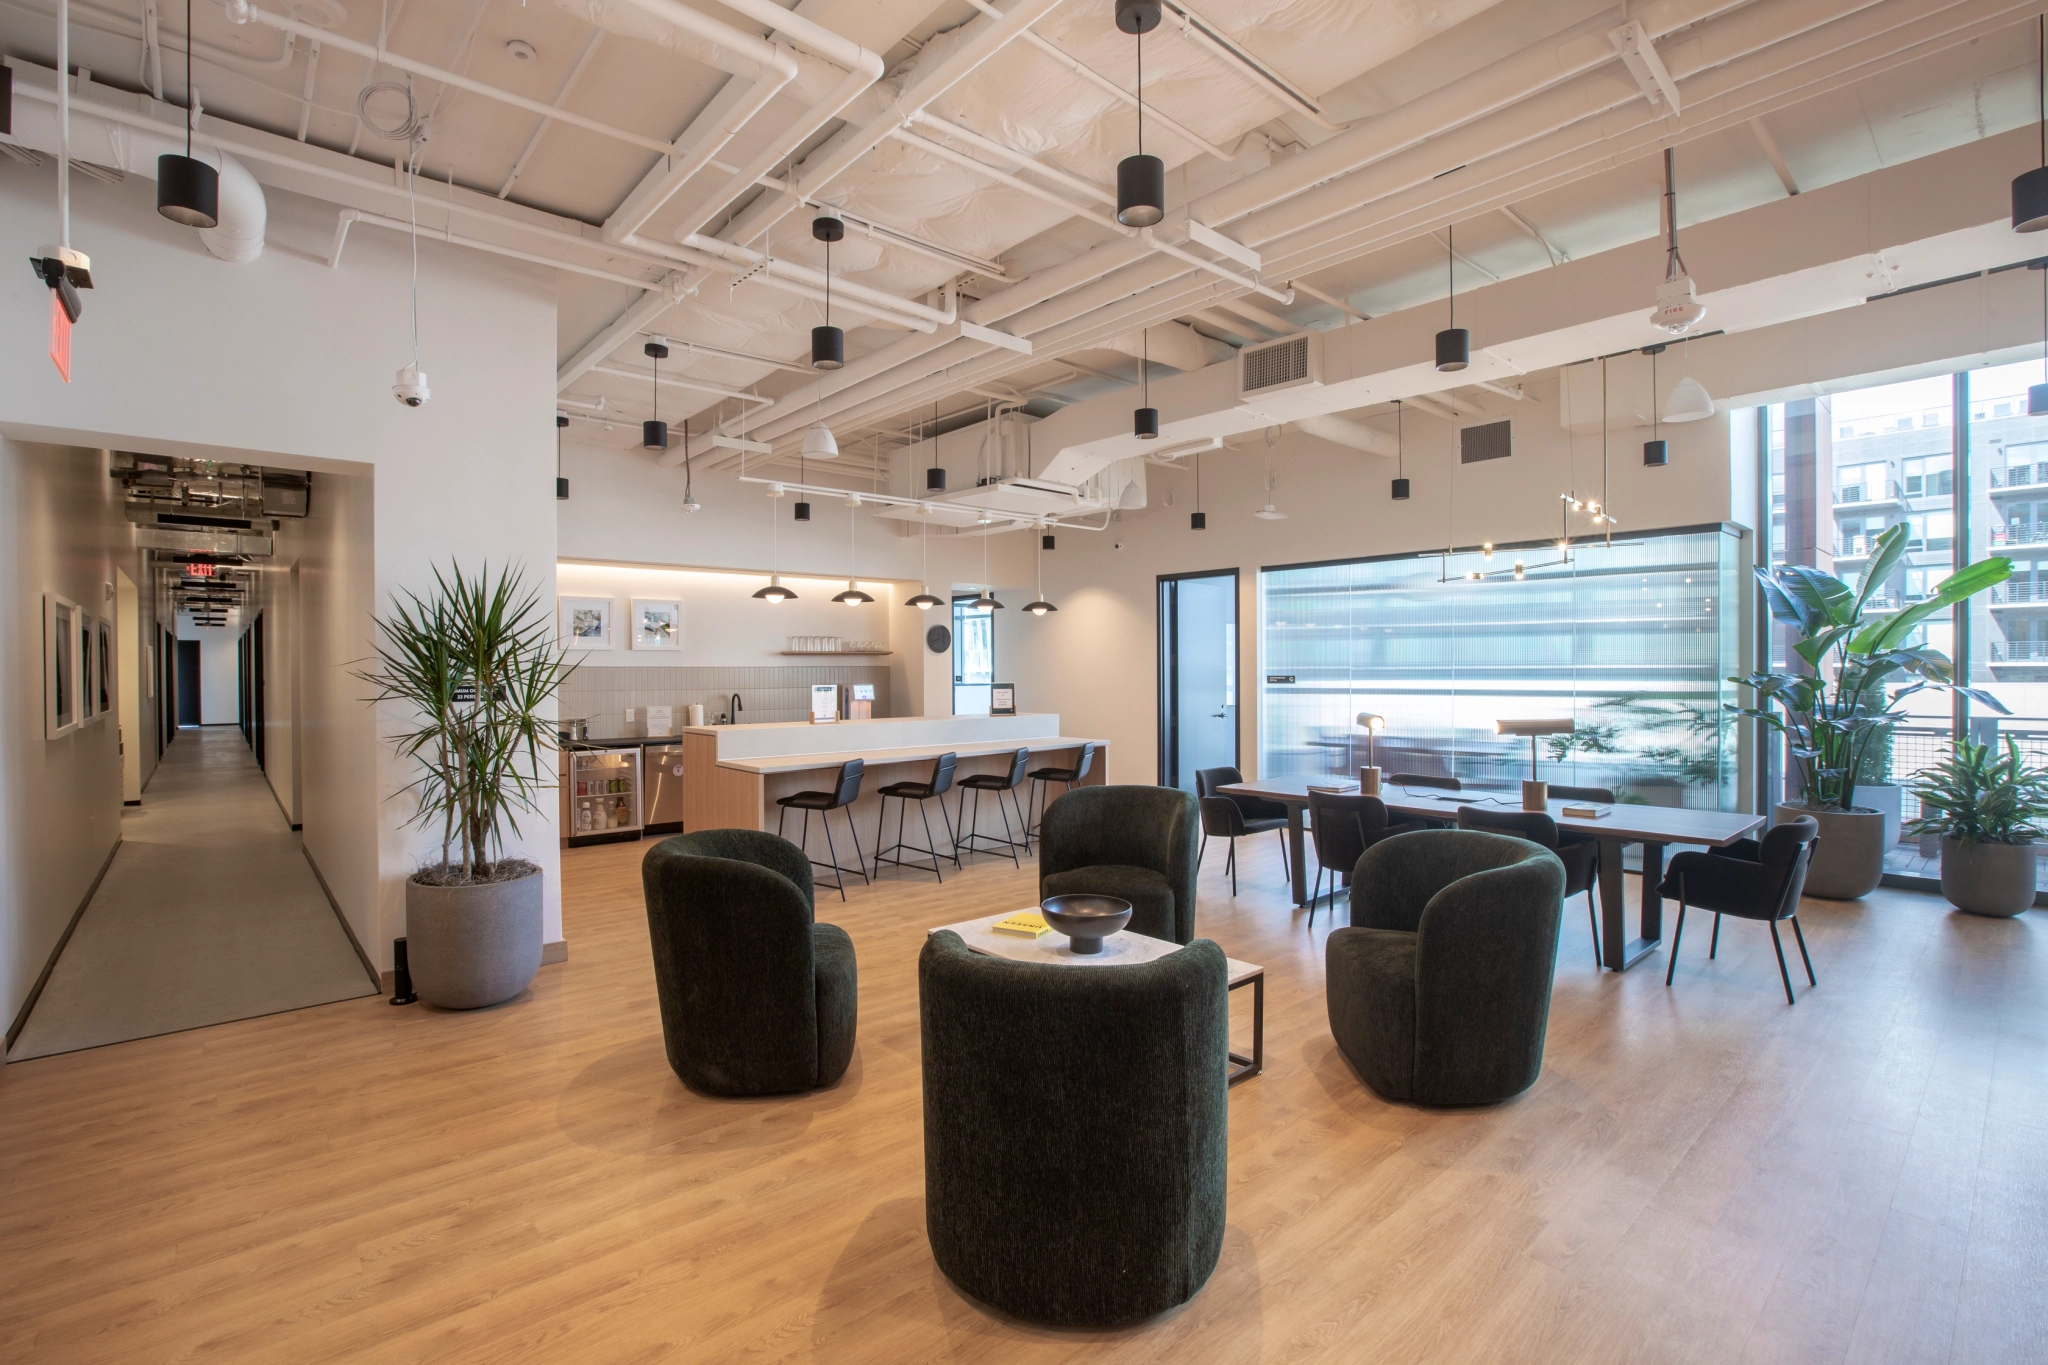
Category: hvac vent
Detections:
[
  {"x1": 1237, "y1": 333, "x2": 1321, "y2": 399},
  {"x1": 1460, "y1": 419, "x2": 1512, "y2": 463}
]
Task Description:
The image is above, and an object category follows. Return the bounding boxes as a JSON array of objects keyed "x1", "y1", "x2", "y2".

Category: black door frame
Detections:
[{"x1": 1156, "y1": 569, "x2": 1241, "y2": 788}]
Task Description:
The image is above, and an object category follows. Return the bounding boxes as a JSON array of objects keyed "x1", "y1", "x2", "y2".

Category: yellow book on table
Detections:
[{"x1": 991, "y1": 911, "x2": 1050, "y2": 938}]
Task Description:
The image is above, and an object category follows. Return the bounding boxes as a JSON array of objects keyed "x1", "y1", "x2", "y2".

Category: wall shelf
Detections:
[{"x1": 779, "y1": 650, "x2": 893, "y2": 656}]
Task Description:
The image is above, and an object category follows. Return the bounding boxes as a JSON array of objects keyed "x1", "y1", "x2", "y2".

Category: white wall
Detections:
[
  {"x1": 0, "y1": 440, "x2": 150, "y2": 1045},
  {"x1": 0, "y1": 161, "x2": 559, "y2": 971},
  {"x1": 176, "y1": 617, "x2": 240, "y2": 725},
  {"x1": 554, "y1": 563, "x2": 900, "y2": 668}
]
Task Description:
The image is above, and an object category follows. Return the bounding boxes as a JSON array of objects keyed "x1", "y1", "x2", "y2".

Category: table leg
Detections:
[
  {"x1": 1287, "y1": 805, "x2": 1309, "y2": 907},
  {"x1": 1598, "y1": 836, "x2": 1664, "y2": 972},
  {"x1": 1228, "y1": 973, "x2": 1264, "y2": 1085}
]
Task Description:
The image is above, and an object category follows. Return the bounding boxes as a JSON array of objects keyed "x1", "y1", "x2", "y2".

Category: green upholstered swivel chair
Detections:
[{"x1": 1038, "y1": 784, "x2": 1200, "y2": 944}]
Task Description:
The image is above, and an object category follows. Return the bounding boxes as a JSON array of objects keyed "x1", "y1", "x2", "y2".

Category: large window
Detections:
[
  {"x1": 1259, "y1": 527, "x2": 1742, "y2": 809},
  {"x1": 952, "y1": 595, "x2": 994, "y2": 715}
]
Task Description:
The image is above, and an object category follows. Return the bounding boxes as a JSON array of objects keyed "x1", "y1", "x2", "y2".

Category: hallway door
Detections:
[
  {"x1": 177, "y1": 640, "x2": 201, "y2": 727},
  {"x1": 1158, "y1": 570, "x2": 1239, "y2": 791}
]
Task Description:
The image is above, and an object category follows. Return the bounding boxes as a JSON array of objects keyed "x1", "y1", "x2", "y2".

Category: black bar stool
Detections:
[
  {"x1": 775, "y1": 757, "x2": 869, "y2": 901},
  {"x1": 1026, "y1": 742, "x2": 1097, "y2": 840},
  {"x1": 874, "y1": 751, "x2": 959, "y2": 883},
  {"x1": 955, "y1": 747, "x2": 1033, "y2": 865}
]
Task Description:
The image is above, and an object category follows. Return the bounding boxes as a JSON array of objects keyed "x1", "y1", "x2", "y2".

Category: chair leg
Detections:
[
  {"x1": 938, "y1": 796, "x2": 961, "y2": 868},
  {"x1": 1790, "y1": 915, "x2": 1816, "y2": 986},
  {"x1": 1769, "y1": 920, "x2": 1797, "y2": 1004},
  {"x1": 1709, "y1": 912, "x2": 1722, "y2": 959},
  {"x1": 777, "y1": 805, "x2": 788, "y2": 841},
  {"x1": 1665, "y1": 899, "x2": 1687, "y2": 987},
  {"x1": 997, "y1": 789, "x2": 1020, "y2": 867},
  {"x1": 1309, "y1": 867, "x2": 1323, "y2": 928},
  {"x1": 1277, "y1": 828, "x2": 1289, "y2": 884},
  {"x1": 1199, "y1": 833, "x2": 1208, "y2": 872},
  {"x1": 1587, "y1": 888, "x2": 1602, "y2": 970},
  {"x1": 845, "y1": 807, "x2": 870, "y2": 885},
  {"x1": 821, "y1": 813, "x2": 846, "y2": 902},
  {"x1": 1228, "y1": 837, "x2": 1237, "y2": 896},
  {"x1": 1009, "y1": 786, "x2": 1032, "y2": 855},
  {"x1": 920, "y1": 800, "x2": 944, "y2": 884}
]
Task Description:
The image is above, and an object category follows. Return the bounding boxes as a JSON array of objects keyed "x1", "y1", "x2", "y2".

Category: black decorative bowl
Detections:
[{"x1": 1039, "y1": 894, "x2": 1133, "y2": 955}]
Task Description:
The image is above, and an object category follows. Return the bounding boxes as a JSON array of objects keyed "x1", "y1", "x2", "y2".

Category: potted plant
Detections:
[
  {"x1": 361, "y1": 564, "x2": 574, "y2": 1008},
  {"x1": 1737, "y1": 523, "x2": 2009, "y2": 899},
  {"x1": 1907, "y1": 738, "x2": 2048, "y2": 916}
]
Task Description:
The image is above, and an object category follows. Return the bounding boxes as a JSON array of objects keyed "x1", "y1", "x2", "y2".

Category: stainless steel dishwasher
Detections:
[{"x1": 645, "y1": 742, "x2": 686, "y2": 834}]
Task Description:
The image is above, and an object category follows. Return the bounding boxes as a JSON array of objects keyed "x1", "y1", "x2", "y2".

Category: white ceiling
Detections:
[{"x1": 2, "y1": 0, "x2": 2041, "y2": 477}]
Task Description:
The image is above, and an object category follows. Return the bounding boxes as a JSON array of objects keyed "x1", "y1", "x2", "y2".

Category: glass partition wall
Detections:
[
  {"x1": 1760, "y1": 355, "x2": 2048, "y2": 883},
  {"x1": 1259, "y1": 526, "x2": 1743, "y2": 809}
]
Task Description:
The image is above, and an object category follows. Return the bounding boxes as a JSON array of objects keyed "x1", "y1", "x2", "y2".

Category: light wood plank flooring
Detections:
[{"x1": 2, "y1": 830, "x2": 2043, "y2": 1363}]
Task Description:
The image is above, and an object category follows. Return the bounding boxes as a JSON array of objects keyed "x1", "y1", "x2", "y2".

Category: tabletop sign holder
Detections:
[
  {"x1": 990, "y1": 683, "x2": 1017, "y2": 716},
  {"x1": 809, "y1": 683, "x2": 839, "y2": 724}
]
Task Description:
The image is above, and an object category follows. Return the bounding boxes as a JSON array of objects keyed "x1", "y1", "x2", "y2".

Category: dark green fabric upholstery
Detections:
[
  {"x1": 1328, "y1": 829, "x2": 1564, "y2": 1105},
  {"x1": 919, "y1": 931, "x2": 1228, "y2": 1327},
  {"x1": 1038, "y1": 785, "x2": 1200, "y2": 943},
  {"x1": 641, "y1": 829, "x2": 856, "y2": 1097}
]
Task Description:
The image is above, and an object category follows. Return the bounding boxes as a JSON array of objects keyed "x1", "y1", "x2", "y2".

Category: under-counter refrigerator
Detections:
[
  {"x1": 568, "y1": 747, "x2": 642, "y2": 846},
  {"x1": 645, "y1": 743, "x2": 685, "y2": 834}
]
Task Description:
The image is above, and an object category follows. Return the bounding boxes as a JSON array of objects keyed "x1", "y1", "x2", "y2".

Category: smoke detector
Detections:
[{"x1": 505, "y1": 39, "x2": 538, "y2": 62}]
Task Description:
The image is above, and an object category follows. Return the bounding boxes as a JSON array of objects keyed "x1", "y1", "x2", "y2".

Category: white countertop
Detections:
[
  {"x1": 717, "y1": 735, "x2": 1103, "y2": 776},
  {"x1": 687, "y1": 712, "x2": 1065, "y2": 762}
]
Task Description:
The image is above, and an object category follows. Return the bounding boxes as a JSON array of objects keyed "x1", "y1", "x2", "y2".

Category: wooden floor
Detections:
[{"x1": 2, "y1": 832, "x2": 2044, "y2": 1363}]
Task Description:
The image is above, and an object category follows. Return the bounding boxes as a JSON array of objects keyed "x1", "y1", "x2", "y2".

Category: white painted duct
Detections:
[
  {"x1": 1293, "y1": 414, "x2": 1397, "y2": 457},
  {"x1": 2, "y1": 89, "x2": 266, "y2": 262},
  {"x1": 551, "y1": 0, "x2": 794, "y2": 81},
  {"x1": 1091, "y1": 323, "x2": 1234, "y2": 374}
]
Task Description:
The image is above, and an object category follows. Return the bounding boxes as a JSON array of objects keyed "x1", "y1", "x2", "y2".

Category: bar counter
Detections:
[{"x1": 680, "y1": 714, "x2": 1106, "y2": 839}]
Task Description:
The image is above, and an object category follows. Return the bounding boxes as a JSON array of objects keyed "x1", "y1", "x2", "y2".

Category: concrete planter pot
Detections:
[
  {"x1": 1776, "y1": 803, "x2": 1885, "y2": 900},
  {"x1": 405, "y1": 867, "x2": 543, "y2": 1009},
  {"x1": 1938, "y1": 837, "x2": 2039, "y2": 917}
]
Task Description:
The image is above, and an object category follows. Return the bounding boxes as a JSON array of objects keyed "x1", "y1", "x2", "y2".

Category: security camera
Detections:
[{"x1": 393, "y1": 366, "x2": 430, "y2": 407}]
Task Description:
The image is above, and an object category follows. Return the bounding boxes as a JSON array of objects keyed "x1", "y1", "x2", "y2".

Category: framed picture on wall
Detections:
[
  {"x1": 45, "y1": 594, "x2": 78, "y2": 737},
  {"x1": 558, "y1": 596, "x2": 613, "y2": 650},
  {"x1": 630, "y1": 599, "x2": 681, "y2": 651},
  {"x1": 97, "y1": 618, "x2": 113, "y2": 717},
  {"x1": 78, "y1": 613, "x2": 97, "y2": 721}
]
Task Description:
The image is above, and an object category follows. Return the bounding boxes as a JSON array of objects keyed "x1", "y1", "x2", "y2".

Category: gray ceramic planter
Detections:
[
  {"x1": 406, "y1": 868, "x2": 543, "y2": 1009},
  {"x1": 1939, "y1": 837, "x2": 2039, "y2": 917},
  {"x1": 1776, "y1": 803, "x2": 1885, "y2": 900}
]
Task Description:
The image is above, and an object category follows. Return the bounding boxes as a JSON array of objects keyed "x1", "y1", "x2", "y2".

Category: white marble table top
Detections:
[{"x1": 929, "y1": 910, "x2": 1261, "y2": 986}]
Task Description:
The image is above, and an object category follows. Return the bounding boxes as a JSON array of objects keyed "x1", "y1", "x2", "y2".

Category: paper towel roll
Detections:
[{"x1": 686, "y1": 703, "x2": 706, "y2": 728}]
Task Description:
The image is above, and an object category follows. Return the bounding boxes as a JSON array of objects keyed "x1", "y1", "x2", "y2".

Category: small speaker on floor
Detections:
[{"x1": 390, "y1": 937, "x2": 418, "y2": 1006}]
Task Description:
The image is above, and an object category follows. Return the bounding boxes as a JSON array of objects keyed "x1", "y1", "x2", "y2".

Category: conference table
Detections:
[{"x1": 1212, "y1": 776, "x2": 1766, "y2": 972}]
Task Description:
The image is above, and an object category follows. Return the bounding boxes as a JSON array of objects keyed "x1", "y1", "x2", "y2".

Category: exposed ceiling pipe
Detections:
[
  {"x1": 590, "y1": 362, "x2": 777, "y2": 404},
  {"x1": 600, "y1": 59, "x2": 795, "y2": 240},
  {"x1": 500, "y1": 28, "x2": 605, "y2": 197},
  {"x1": 747, "y1": 0, "x2": 1974, "y2": 443},
  {"x1": 629, "y1": 233, "x2": 942, "y2": 330},
  {"x1": 335, "y1": 208, "x2": 650, "y2": 286},
  {"x1": 676, "y1": 233, "x2": 957, "y2": 326},
  {"x1": 909, "y1": 109, "x2": 1116, "y2": 206}
]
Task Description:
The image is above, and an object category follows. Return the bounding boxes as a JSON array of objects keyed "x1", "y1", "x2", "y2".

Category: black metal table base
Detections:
[{"x1": 1227, "y1": 971, "x2": 1264, "y2": 1085}]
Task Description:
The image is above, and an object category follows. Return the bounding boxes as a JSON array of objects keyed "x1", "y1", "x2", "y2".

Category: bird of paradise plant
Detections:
[{"x1": 1735, "y1": 522, "x2": 2011, "y2": 812}]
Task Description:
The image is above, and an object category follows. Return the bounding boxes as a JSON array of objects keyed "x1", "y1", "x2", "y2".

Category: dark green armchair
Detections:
[
  {"x1": 1038, "y1": 784, "x2": 1200, "y2": 943},
  {"x1": 1327, "y1": 829, "x2": 1564, "y2": 1105},
  {"x1": 641, "y1": 829, "x2": 857, "y2": 1097},
  {"x1": 919, "y1": 930, "x2": 1228, "y2": 1326}
]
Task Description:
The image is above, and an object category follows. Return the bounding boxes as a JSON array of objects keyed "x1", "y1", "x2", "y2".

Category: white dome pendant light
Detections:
[
  {"x1": 1115, "y1": 0, "x2": 1164, "y2": 228},
  {"x1": 1663, "y1": 336, "x2": 1715, "y2": 423}
]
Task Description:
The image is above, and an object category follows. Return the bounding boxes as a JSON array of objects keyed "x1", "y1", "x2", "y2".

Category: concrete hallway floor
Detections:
[{"x1": 9, "y1": 727, "x2": 377, "y2": 1061}]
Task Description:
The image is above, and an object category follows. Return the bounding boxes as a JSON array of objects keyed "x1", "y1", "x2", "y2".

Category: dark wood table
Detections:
[{"x1": 1214, "y1": 776, "x2": 1765, "y2": 972}]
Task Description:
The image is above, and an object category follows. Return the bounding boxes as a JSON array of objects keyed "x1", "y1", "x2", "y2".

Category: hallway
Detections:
[{"x1": 10, "y1": 728, "x2": 378, "y2": 1061}]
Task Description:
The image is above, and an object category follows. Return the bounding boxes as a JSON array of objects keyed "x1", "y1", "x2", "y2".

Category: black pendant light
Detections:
[
  {"x1": 832, "y1": 497, "x2": 873, "y2": 604},
  {"x1": 1391, "y1": 399, "x2": 1411, "y2": 499},
  {"x1": 2033, "y1": 259, "x2": 2048, "y2": 417},
  {"x1": 1190, "y1": 449, "x2": 1206, "y2": 529},
  {"x1": 1643, "y1": 344, "x2": 1670, "y2": 466},
  {"x1": 157, "y1": 0, "x2": 219, "y2": 228},
  {"x1": 1115, "y1": 0, "x2": 1164, "y2": 228},
  {"x1": 812, "y1": 213, "x2": 845, "y2": 369},
  {"x1": 2015, "y1": 18, "x2": 2048, "y2": 233},
  {"x1": 556, "y1": 413, "x2": 570, "y2": 500},
  {"x1": 1024, "y1": 526, "x2": 1058, "y2": 615},
  {"x1": 925, "y1": 401, "x2": 948, "y2": 491},
  {"x1": 1436, "y1": 223, "x2": 1469, "y2": 372},
  {"x1": 641, "y1": 340, "x2": 669, "y2": 450},
  {"x1": 754, "y1": 485, "x2": 797, "y2": 602},
  {"x1": 906, "y1": 505, "x2": 944, "y2": 609},
  {"x1": 1135, "y1": 327, "x2": 1159, "y2": 438}
]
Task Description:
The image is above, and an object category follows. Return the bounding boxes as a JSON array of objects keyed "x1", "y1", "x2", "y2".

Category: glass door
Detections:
[
  {"x1": 953, "y1": 595, "x2": 994, "y2": 715},
  {"x1": 1159, "y1": 570, "x2": 1239, "y2": 791}
]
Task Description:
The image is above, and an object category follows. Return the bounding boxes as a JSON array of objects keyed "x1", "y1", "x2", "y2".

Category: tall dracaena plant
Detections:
[
  {"x1": 359, "y1": 563, "x2": 576, "y2": 882},
  {"x1": 1739, "y1": 523, "x2": 2011, "y2": 811}
]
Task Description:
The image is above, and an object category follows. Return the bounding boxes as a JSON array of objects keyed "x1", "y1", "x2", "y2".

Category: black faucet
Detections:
[{"x1": 730, "y1": 693, "x2": 743, "y2": 725}]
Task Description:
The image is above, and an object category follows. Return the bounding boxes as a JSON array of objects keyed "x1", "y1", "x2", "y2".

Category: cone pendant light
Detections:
[
  {"x1": 157, "y1": 0, "x2": 219, "y2": 228},
  {"x1": 1115, "y1": 0, "x2": 1164, "y2": 228}
]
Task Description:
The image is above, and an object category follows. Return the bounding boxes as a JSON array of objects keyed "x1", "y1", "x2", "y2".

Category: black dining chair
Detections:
[
  {"x1": 1457, "y1": 806, "x2": 1603, "y2": 967},
  {"x1": 1660, "y1": 816, "x2": 1820, "y2": 1004},
  {"x1": 1548, "y1": 784, "x2": 1615, "y2": 804},
  {"x1": 1026, "y1": 743, "x2": 1098, "y2": 839},
  {"x1": 1194, "y1": 766, "x2": 1289, "y2": 895},
  {"x1": 775, "y1": 757, "x2": 869, "y2": 901},
  {"x1": 956, "y1": 747, "x2": 1033, "y2": 865},
  {"x1": 874, "y1": 751, "x2": 959, "y2": 883},
  {"x1": 1388, "y1": 772, "x2": 1461, "y2": 829},
  {"x1": 1306, "y1": 789, "x2": 1430, "y2": 927}
]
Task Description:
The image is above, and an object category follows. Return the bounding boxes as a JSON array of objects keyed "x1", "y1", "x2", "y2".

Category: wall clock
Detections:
[{"x1": 926, "y1": 624, "x2": 952, "y2": 654}]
